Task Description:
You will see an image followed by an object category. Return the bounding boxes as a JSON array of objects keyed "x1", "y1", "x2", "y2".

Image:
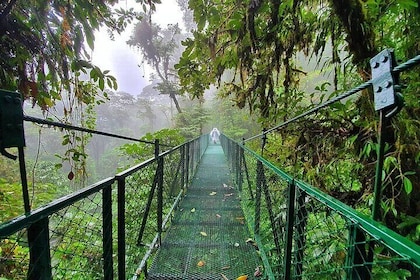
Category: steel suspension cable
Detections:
[
  {"x1": 23, "y1": 115, "x2": 174, "y2": 148},
  {"x1": 244, "y1": 53, "x2": 420, "y2": 143},
  {"x1": 244, "y1": 81, "x2": 372, "y2": 143}
]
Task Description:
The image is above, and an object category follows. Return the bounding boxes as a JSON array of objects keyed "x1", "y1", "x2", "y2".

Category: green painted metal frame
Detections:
[
  {"x1": 0, "y1": 135, "x2": 208, "y2": 280},
  {"x1": 226, "y1": 138, "x2": 420, "y2": 276}
]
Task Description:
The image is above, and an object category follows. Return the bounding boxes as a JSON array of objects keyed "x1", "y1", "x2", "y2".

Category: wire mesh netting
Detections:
[
  {"x1": 147, "y1": 143, "x2": 262, "y2": 280},
  {"x1": 0, "y1": 184, "x2": 114, "y2": 279},
  {"x1": 0, "y1": 136, "x2": 207, "y2": 280},
  {"x1": 222, "y1": 135, "x2": 420, "y2": 280}
]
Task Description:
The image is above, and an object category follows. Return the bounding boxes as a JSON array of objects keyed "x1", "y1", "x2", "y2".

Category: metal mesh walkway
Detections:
[{"x1": 147, "y1": 143, "x2": 261, "y2": 279}]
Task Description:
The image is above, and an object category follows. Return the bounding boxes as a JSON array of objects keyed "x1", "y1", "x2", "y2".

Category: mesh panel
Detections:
[
  {"x1": 50, "y1": 192, "x2": 104, "y2": 278},
  {"x1": 147, "y1": 143, "x2": 262, "y2": 280},
  {"x1": 0, "y1": 230, "x2": 29, "y2": 279},
  {"x1": 123, "y1": 162, "x2": 165, "y2": 277},
  {"x1": 222, "y1": 135, "x2": 420, "y2": 280}
]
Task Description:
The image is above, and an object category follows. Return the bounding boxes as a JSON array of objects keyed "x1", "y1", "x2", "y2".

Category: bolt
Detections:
[
  {"x1": 371, "y1": 61, "x2": 380, "y2": 68},
  {"x1": 385, "y1": 81, "x2": 393, "y2": 88},
  {"x1": 381, "y1": 55, "x2": 388, "y2": 63},
  {"x1": 376, "y1": 86, "x2": 383, "y2": 93}
]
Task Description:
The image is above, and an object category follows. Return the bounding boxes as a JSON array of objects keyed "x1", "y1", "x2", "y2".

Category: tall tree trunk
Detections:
[{"x1": 169, "y1": 91, "x2": 182, "y2": 114}]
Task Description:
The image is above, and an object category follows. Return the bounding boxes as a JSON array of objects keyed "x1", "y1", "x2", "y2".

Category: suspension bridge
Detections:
[{"x1": 1, "y1": 51, "x2": 420, "y2": 280}]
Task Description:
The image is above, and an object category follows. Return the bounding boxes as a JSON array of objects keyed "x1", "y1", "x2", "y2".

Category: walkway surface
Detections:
[{"x1": 147, "y1": 143, "x2": 261, "y2": 279}]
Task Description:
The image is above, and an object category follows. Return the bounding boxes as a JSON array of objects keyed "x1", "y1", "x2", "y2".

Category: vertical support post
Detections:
[
  {"x1": 369, "y1": 49, "x2": 402, "y2": 221},
  {"x1": 155, "y1": 140, "x2": 164, "y2": 246},
  {"x1": 18, "y1": 147, "x2": 31, "y2": 213},
  {"x1": 103, "y1": 184, "x2": 113, "y2": 280},
  {"x1": 185, "y1": 142, "x2": 190, "y2": 185},
  {"x1": 345, "y1": 223, "x2": 370, "y2": 280},
  {"x1": 294, "y1": 188, "x2": 307, "y2": 280},
  {"x1": 255, "y1": 129, "x2": 267, "y2": 236},
  {"x1": 181, "y1": 144, "x2": 185, "y2": 189},
  {"x1": 27, "y1": 218, "x2": 52, "y2": 280},
  {"x1": 283, "y1": 180, "x2": 296, "y2": 280},
  {"x1": 117, "y1": 177, "x2": 126, "y2": 280},
  {"x1": 254, "y1": 161, "x2": 263, "y2": 236},
  {"x1": 238, "y1": 145, "x2": 243, "y2": 192},
  {"x1": 372, "y1": 111, "x2": 386, "y2": 221},
  {"x1": 241, "y1": 140, "x2": 254, "y2": 200}
]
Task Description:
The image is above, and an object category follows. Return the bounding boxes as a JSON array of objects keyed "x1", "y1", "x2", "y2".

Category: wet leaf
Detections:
[
  {"x1": 237, "y1": 275, "x2": 248, "y2": 280},
  {"x1": 200, "y1": 231, "x2": 207, "y2": 237},
  {"x1": 197, "y1": 260, "x2": 205, "y2": 267},
  {"x1": 68, "y1": 171, "x2": 74, "y2": 180},
  {"x1": 209, "y1": 191, "x2": 217, "y2": 196},
  {"x1": 191, "y1": 208, "x2": 196, "y2": 213},
  {"x1": 254, "y1": 266, "x2": 262, "y2": 277},
  {"x1": 221, "y1": 273, "x2": 229, "y2": 280}
]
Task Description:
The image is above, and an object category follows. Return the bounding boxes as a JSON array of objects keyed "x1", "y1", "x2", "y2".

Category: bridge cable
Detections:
[
  {"x1": 244, "y1": 54, "x2": 420, "y2": 143},
  {"x1": 23, "y1": 115, "x2": 174, "y2": 148}
]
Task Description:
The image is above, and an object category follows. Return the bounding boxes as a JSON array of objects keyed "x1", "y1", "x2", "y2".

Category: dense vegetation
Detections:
[
  {"x1": 175, "y1": 0, "x2": 420, "y2": 242},
  {"x1": 0, "y1": 0, "x2": 419, "y2": 278}
]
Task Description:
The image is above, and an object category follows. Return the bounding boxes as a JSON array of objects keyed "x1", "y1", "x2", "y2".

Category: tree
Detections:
[
  {"x1": 0, "y1": 0, "x2": 143, "y2": 108},
  {"x1": 174, "y1": 0, "x2": 420, "y2": 236},
  {"x1": 128, "y1": 16, "x2": 184, "y2": 113}
]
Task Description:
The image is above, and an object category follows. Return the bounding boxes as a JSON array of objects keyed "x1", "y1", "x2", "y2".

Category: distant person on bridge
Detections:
[{"x1": 210, "y1": 128, "x2": 220, "y2": 144}]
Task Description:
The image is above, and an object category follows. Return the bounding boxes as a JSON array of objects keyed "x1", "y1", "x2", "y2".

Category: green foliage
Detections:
[
  {"x1": 175, "y1": 0, "x2": 420, "y2": 241},
  {"x1": 0, "y1": 238, "x2": 29, "y2": 279},
  {"x1": 128, "y1": 16, "x2": 184, "y2": 113},
  {"x1": 120, "y1": 128, "x2": 186, "y2": 162},
  {"x1": 175, "y1": 102, "x2": 210, "y2": 138},
  {"x1": 206, "y1": 93, "x2": 261, "y2": 141}
]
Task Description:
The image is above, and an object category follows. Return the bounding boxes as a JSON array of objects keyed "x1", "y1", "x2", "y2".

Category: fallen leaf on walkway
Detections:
[
  {"x1": 236, "y1": 217, "x2": 245, "y2": 224},
  {"x1": 200, "y1": 231, "x2": 207, "y2": 237},
  {"x1": 209, "y1": 191, "x2": 217, "y2": 196},
  {"x1": 221, "y1": 273, "x2": 229, "y2": 280},
  {"x1": 197, "y1": 260, "x2": 205, "y2": 267},
  {"x1": 237, "y1": 275, "x2": 248, "y2": 280},
  {"x1": 221, "y1": 266, "x2": 230, "y2": 270},
  {"x1": 254, "y1": 266, "x2": 262, "y2": 277},
  {"x1": 223, "y1": 183, "x2": 228, "y2": 188},
  {"x1": 234, "y1": 242, "x2": 240, "y2": 247},
  {"x1": 216, "y1": 214, "x2": 221, "y2": 218},
  {"x1": 224, "y1": 193, "x2": 234, "y2": 197},
  {"x1": 190, "y1": 208, "x2": 196, "y2": 213}
]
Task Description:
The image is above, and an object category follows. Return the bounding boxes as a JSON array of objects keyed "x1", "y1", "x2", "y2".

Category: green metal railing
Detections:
[
  {"x1": 222, "y1": 134, "x2": 420, "y2": 279},
  {"x1": 1, "y1": 48, "x2": 419, "y2": 280},
  {"x1": 0, "y1": 133, "x2": 208, "y2": 279},
  {"x1": 220, "y1": 49, "x2": 420, "y2": 279}
]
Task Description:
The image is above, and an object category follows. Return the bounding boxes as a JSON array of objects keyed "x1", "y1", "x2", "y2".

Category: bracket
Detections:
[
  {"x1": 370, "y1": 49, "x2": 403, "y2": 116},
  {"x1": 0, "y1": 90, "x2": 25, "y2": 159}
]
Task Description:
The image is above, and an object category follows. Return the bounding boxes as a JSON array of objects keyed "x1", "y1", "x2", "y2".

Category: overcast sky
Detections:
[{"x1": 91, "y1": 0, "x2": 182, "y2": 95}]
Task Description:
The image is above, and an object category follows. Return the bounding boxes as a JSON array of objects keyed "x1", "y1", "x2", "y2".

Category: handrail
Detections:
[
  {"x1": 222, "y1": 134, "x2": 420, "y2": 280},
  {"x1": 239, "y1": 139, "x2": 420, "y2": 268},
  {"x1": 0, "y1": 177, "x2": 115, "y2": 237},
  {"x1": 0, "y1": 134, "x2": 209, "y2": 280}
]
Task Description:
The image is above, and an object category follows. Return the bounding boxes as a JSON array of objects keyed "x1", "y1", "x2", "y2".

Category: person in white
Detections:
[{"x1": 210, "y1": 128, "x2": 220, "y2": 144}]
